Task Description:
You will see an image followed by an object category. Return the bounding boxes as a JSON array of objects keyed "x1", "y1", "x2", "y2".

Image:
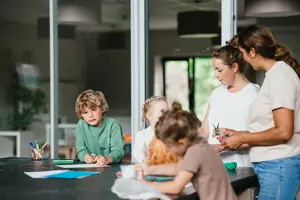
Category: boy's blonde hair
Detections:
[
  {"x1": 75, "y1": 89, "x2": 109, "y2": 118},
  {"x1": 141, "y1": 96, "x2": 167, "y2": 129}
]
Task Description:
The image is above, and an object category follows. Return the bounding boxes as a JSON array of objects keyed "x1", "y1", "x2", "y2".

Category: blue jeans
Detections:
[{"x1": 253, "y1": 154, "x2": 300, "y2": 200}]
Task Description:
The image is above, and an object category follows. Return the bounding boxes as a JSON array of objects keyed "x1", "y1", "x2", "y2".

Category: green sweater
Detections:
[{"x1": 75, "y1": 118, "x2": 124, "y2": 163}]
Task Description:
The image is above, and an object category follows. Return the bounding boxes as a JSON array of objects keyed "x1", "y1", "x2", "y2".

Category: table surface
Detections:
[{"x1": 0, "y1": 157, "x2": 258, "y2": 200}]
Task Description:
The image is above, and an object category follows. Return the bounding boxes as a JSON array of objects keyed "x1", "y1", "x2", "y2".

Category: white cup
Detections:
[{"x1": 120, "y1": 165, "x2": 137, "y2": 179}]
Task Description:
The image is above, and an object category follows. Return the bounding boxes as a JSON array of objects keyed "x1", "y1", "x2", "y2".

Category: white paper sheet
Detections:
[
  {"x1": 56, "y1": 163, "x2": 109, "y2": 168},
  {"x1": 111, "y1": 178, "x2": 171, "y2": 200},
  {"x1": 25, "y1": 170, "x2": 68, "y2": 178}
]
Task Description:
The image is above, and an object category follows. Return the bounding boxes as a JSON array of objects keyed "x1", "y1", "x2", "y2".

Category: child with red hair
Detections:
[{"x1": 133, "y1": 96, "x2": 180, "y2": 166}]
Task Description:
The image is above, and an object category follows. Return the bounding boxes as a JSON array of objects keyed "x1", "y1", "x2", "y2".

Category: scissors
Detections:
[
  {"x1": 212, "y1": 123, "x2": 225, "y2": 139},
  {"x1": 212, "y1": 123, "x2": 219, "y2": 137}
]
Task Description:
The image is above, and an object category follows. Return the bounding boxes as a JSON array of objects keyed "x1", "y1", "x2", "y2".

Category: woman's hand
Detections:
[
  {"x1": 219, "y1": 128, "x2": 244, "y2": 150},
  {"x1": 219, "y1": 128, "x2": 236, "y2": 137}
]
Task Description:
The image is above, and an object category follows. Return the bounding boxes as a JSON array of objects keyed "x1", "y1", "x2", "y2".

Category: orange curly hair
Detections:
[
  {"x1": 140, "y1": 96, "x2": 180, "y2": 166},
  {"x1": 147, "y1": 137, "x2": 180, "y2": 165}
]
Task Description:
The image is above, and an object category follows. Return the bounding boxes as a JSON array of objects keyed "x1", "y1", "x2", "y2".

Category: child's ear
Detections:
[
  {"x1": 178, "y1": 138, "x2": 189, "y2": 148},
  {"x1": 178, "y1": 139, "x2": 186, "y2": 146}
]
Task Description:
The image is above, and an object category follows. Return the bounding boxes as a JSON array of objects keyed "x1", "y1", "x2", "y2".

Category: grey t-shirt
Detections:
[{"x1": 181, "y1": 140, "x2": 237, "y2": 200}]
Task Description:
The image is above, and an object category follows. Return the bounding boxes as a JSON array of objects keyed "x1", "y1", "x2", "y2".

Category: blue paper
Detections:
[{"x1": 45, "y1": 171, "x2": 99, "y2": 179}]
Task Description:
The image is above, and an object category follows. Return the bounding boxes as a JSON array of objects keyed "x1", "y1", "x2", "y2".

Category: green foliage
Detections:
[
  {"x1": 7, "y1": 86, "x2": 47, "y2": 130},
  {"x1": 194, "y1": 57, "x2": 221, "y2": 121},
  {"x1": 164, "y1": 57, "x2": 220, "y2": 122}
]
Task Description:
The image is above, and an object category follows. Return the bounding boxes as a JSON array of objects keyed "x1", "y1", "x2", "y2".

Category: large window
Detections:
[
  {"x1": 162, "y1": 56, "x2": 221, "y2": 121},
  {"x1": 164, "y1": 60, "x2": 190, "y2": 111},
  {"x1": 194, "y1": 57, "x2": 220, "y2": 120}
]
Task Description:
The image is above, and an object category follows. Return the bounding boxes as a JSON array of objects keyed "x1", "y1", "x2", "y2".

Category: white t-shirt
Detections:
[
  {"x1": 132, "y1": 127, "x2": 154, "y2": 163},
  {"x1": 249, "y1": 61, "x2": 300, "y2": 162},
  {"x1": 208, "y1": 83, "x2": 259, "y2": 167}
]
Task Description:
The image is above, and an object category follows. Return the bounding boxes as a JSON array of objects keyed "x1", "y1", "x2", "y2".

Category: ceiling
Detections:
[{"x1": 0, "y1": 0, "x2": 263, "y2": 32}]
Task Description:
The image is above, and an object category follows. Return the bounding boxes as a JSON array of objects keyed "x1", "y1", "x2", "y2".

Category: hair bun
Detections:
[{"x1": 226, "y1": 35, "x2": 239, "y2": 48}]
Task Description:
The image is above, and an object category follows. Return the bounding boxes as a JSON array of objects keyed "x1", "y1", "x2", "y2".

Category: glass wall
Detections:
[
  {"x1": 0, "y1": 0, "x2": 250, "y2": 159},
  {"x1": 0, "y1": 0, "x2": 49, "y2": 157},
  {"x1": 0, "y1": 0, "x2": 132, "y2": 159},
  {"x1": 55, "y1": 0, "x2": 132, "y2": 159}
]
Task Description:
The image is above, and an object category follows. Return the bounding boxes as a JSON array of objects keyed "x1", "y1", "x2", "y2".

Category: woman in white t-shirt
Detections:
[
  {"x1": 198, "y1": 44, "x2": 259, "y2": 167},
  {"x1": 221, "y1": 25, "x2": 300, "y2": 200}
]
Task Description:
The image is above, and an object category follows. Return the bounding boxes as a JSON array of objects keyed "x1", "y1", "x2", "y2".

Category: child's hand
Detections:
[
  {"x1": 84, "y1": 154, "x2": 95, "y2": 164},
  {"x1": 94, "y1": 155, "x2": 105, "y2": 165},
  {"x1": 95, "y1": 156, "x2": 112, "y2": 166},
  {"x1": 211, "y1": 144, "x2": 225, "y2": 153},
  {"x1": 142, "y1": 159, "x2": 150, "y2": 166},
  {"x1": 139, "y1": 163, "x2": 150, "y2": 175}
]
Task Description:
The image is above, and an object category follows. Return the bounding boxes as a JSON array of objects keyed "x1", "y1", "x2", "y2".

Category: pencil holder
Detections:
[{"x1": 31, "y1": 149, "x2": 44, "y2": 160}]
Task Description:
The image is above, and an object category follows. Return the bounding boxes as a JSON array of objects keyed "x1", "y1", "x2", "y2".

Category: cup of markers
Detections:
[{"x1": 28, "y1": 140, "x2": 48, "y2": 160}]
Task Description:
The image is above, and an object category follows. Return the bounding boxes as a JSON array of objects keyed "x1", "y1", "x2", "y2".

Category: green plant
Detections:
[{"x1": 7, "y1": 86, "x2": 47, "y2": 130}]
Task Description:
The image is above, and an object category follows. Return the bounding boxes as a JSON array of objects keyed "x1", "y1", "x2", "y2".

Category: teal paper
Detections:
[
  {"x1": 145, "y1": 176, "x2": 174, "y2": 182},
  {"x1": 45, "y1": 171, "x2": 99, "y2": 179}
]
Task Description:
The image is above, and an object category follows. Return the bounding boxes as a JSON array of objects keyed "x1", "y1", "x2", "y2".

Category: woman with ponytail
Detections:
[{"x1": 221, "y1": 25, "x2": 300, "y2": 200}]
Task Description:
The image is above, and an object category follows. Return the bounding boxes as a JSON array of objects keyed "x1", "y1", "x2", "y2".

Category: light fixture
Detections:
[
  {"x1": 58, "y1": 2, "x2": 101, "y2": 25},
  {"x1": 177, "y1": 10, "x2": 219, "y2": 38},
  {"x1": 245, "y1": 0, "x2": 300, "y2": 17}
]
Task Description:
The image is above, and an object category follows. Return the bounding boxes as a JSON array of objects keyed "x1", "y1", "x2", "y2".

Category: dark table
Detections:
[{"x1": 0, "y1": 157, "x2": 258, "y2": 200}]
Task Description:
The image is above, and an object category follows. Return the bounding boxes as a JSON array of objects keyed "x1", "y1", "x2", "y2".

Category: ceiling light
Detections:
[
  {"x1": 177, "y1": 10, "x2": 219, "y2": 38},
  {"x1": 245, "y1": 0, "x2": 300, "y2": 17}
]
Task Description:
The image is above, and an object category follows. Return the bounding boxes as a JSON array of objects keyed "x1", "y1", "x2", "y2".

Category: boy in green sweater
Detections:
[{"x1": 75, "y1": 89, "x2": 124, "y2": 166}]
